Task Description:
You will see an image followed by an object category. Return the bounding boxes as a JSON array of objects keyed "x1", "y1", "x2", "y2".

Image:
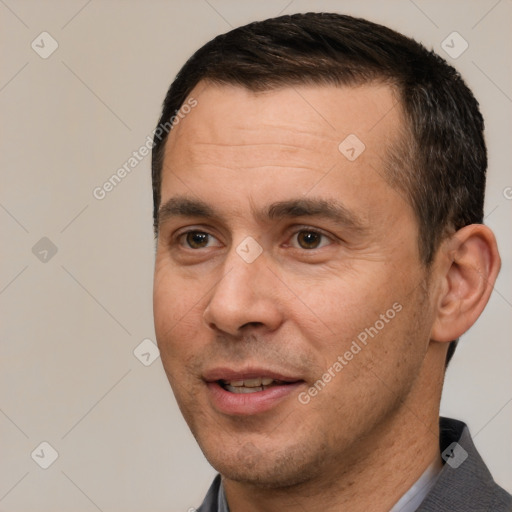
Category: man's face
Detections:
[{"x1": 153, "y1": 82, "x2": 436, "y2": 487}]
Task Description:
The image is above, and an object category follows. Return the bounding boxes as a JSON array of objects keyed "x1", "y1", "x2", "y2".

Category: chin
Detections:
[
  {"x1": 200, "y1": 437, "x2": 329, "y2": 489},
  {"x1": 215, "y1": 462, "x2": 312, "y2": 489}
]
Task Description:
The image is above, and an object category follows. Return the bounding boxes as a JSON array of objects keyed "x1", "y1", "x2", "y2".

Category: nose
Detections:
[{"x1": 203, "y1": 248, "x2": 283, "y2": 336}]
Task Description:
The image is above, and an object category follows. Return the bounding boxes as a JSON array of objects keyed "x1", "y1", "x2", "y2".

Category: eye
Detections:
[
  {"x1": 291, "y1": 230, "x2": 332, "y2": 250},
  {"x1": 179, "y1": 230, "x2": 220, "y2": 249}
]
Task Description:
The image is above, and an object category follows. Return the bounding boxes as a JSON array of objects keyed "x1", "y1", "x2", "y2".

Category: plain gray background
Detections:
[{"x1": 1, "y1": 0, "x2": 511, "y2": 510}]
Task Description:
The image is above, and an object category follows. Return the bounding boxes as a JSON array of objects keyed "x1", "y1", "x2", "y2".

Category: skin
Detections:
[{"x1": 153, "y1": 82, "x2": 500, "y2": 511}]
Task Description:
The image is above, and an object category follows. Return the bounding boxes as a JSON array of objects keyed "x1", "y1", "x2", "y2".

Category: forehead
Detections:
[
  {"x1": 160, "y1": 82, "x2": 409, "y2": 228},
  {"x1": 166, "y1": 81, "x2": 402, "y2": 157}
]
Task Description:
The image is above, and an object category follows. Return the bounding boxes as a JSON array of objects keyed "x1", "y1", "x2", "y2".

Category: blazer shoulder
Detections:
[{"x1": 418, "y1": 417, "x2": 512, "y2": 511}]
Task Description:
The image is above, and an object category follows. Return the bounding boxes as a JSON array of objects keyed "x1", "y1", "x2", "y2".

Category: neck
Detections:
[{"x1": 223, "y1": 345, "x2": 446, "y2": 512}]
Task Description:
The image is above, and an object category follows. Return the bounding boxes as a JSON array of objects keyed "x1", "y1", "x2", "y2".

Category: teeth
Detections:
[
  {"x1": 221, "y1": 377, "x2": 284, "y2": 393},
  {"x1": 223, "y1": 377, "x2": 280, "y2": 387},
  {"x1": 243, "y1": 378, "x2": 263, "y2": 387}
]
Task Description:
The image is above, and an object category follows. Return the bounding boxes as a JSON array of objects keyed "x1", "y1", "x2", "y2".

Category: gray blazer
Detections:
[
  {"x1": 197, "y1": 417, "x2": 512, "y2": 511},
  {"x1": 417, "y1": 417, "x2": 511, "y2": 511}
]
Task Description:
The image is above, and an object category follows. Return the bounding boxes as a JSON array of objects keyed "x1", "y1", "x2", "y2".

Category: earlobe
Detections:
[{"x1": 431, "y1": 224, "x2": 501, "y2": 343}]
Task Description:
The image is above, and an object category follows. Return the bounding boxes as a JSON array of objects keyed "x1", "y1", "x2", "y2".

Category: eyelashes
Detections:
[
  {"x1": 178, "y1": 231, "x2": 221, "y2": 249},
  {"x1": 176, "y1": 228, "x2": 334, "y2": 251}
]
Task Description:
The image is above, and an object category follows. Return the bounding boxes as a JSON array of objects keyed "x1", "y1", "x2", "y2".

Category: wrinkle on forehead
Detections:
[
  {"x1": 188, "y1": 141, "x2": 338, "y2": 172},
  {"x1": 165, "y1": 82, "x2": 402, "y2": 173}
]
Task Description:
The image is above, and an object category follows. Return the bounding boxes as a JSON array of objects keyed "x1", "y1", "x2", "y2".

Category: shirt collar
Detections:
[{"x1": 388, "y1": 456, "x2": 443, "y2": 512}]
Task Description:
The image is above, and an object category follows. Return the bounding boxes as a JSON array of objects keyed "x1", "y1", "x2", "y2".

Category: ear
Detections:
[{"x1": 431, "y1": 224, "x2": 501, "y2": 343}]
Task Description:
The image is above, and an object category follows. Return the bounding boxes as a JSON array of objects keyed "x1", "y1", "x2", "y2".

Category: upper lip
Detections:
[{"x1": 202, "y1": 366, "x2": 303, "y2": 383}]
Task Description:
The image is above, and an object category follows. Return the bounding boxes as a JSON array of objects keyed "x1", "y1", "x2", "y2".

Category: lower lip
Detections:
[{"x1": 206, "y1": 381, "x2": 304, "y2": 415}]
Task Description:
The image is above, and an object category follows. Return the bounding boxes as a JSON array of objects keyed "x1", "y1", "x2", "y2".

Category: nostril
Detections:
[{"x1": 240, "y1": 321, "x2": 265, "y2": 330}]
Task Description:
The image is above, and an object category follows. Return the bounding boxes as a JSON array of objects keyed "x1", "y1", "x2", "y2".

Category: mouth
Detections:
[
  {"x1": 218, "y1": 377, "x2": 297, "y2": 394},
  {"x1": 203, "y1": 368, "x2": 305, "y2": 415}
]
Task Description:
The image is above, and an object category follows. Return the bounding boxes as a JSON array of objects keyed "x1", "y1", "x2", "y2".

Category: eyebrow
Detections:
[
  {"x1": 157, "y1": 196, "x2": 366, "y2": 232},
  {"x1": 266, "y1": 198, "x2": 365, "y2": 231},
  {"x1": 158, "y1": 197, "x2": 216, "y2": 225}
]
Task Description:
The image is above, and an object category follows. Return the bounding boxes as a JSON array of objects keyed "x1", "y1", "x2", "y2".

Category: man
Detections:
[{"x1": 151, "y1": 12, "x2": 511, "y2": 511}]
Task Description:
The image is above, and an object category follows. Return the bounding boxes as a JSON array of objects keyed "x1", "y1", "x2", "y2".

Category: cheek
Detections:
[
  {"x1": 291, "y1": 266, "x2": 425, "y2": 399},
  {"x1": 154, "y1": 252, "x2": 203, "y2": 321},
  {"x1": 299, "y1": 293, "x2": 427, "y2": 432},
  {"x1": 153, "y1": 264, "x2": 206, "y2": 363},
  {"x1": 289, "y1": 268, "x2": 397, "y2": 348}
]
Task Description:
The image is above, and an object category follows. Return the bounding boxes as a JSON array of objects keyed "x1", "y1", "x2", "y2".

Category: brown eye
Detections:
[
  {"x1": 185, "y1": 231, "x2": 210, "y2": 248},
  {"x1": 296, "y1": 230, "x2": 322, "y2": 249}
]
